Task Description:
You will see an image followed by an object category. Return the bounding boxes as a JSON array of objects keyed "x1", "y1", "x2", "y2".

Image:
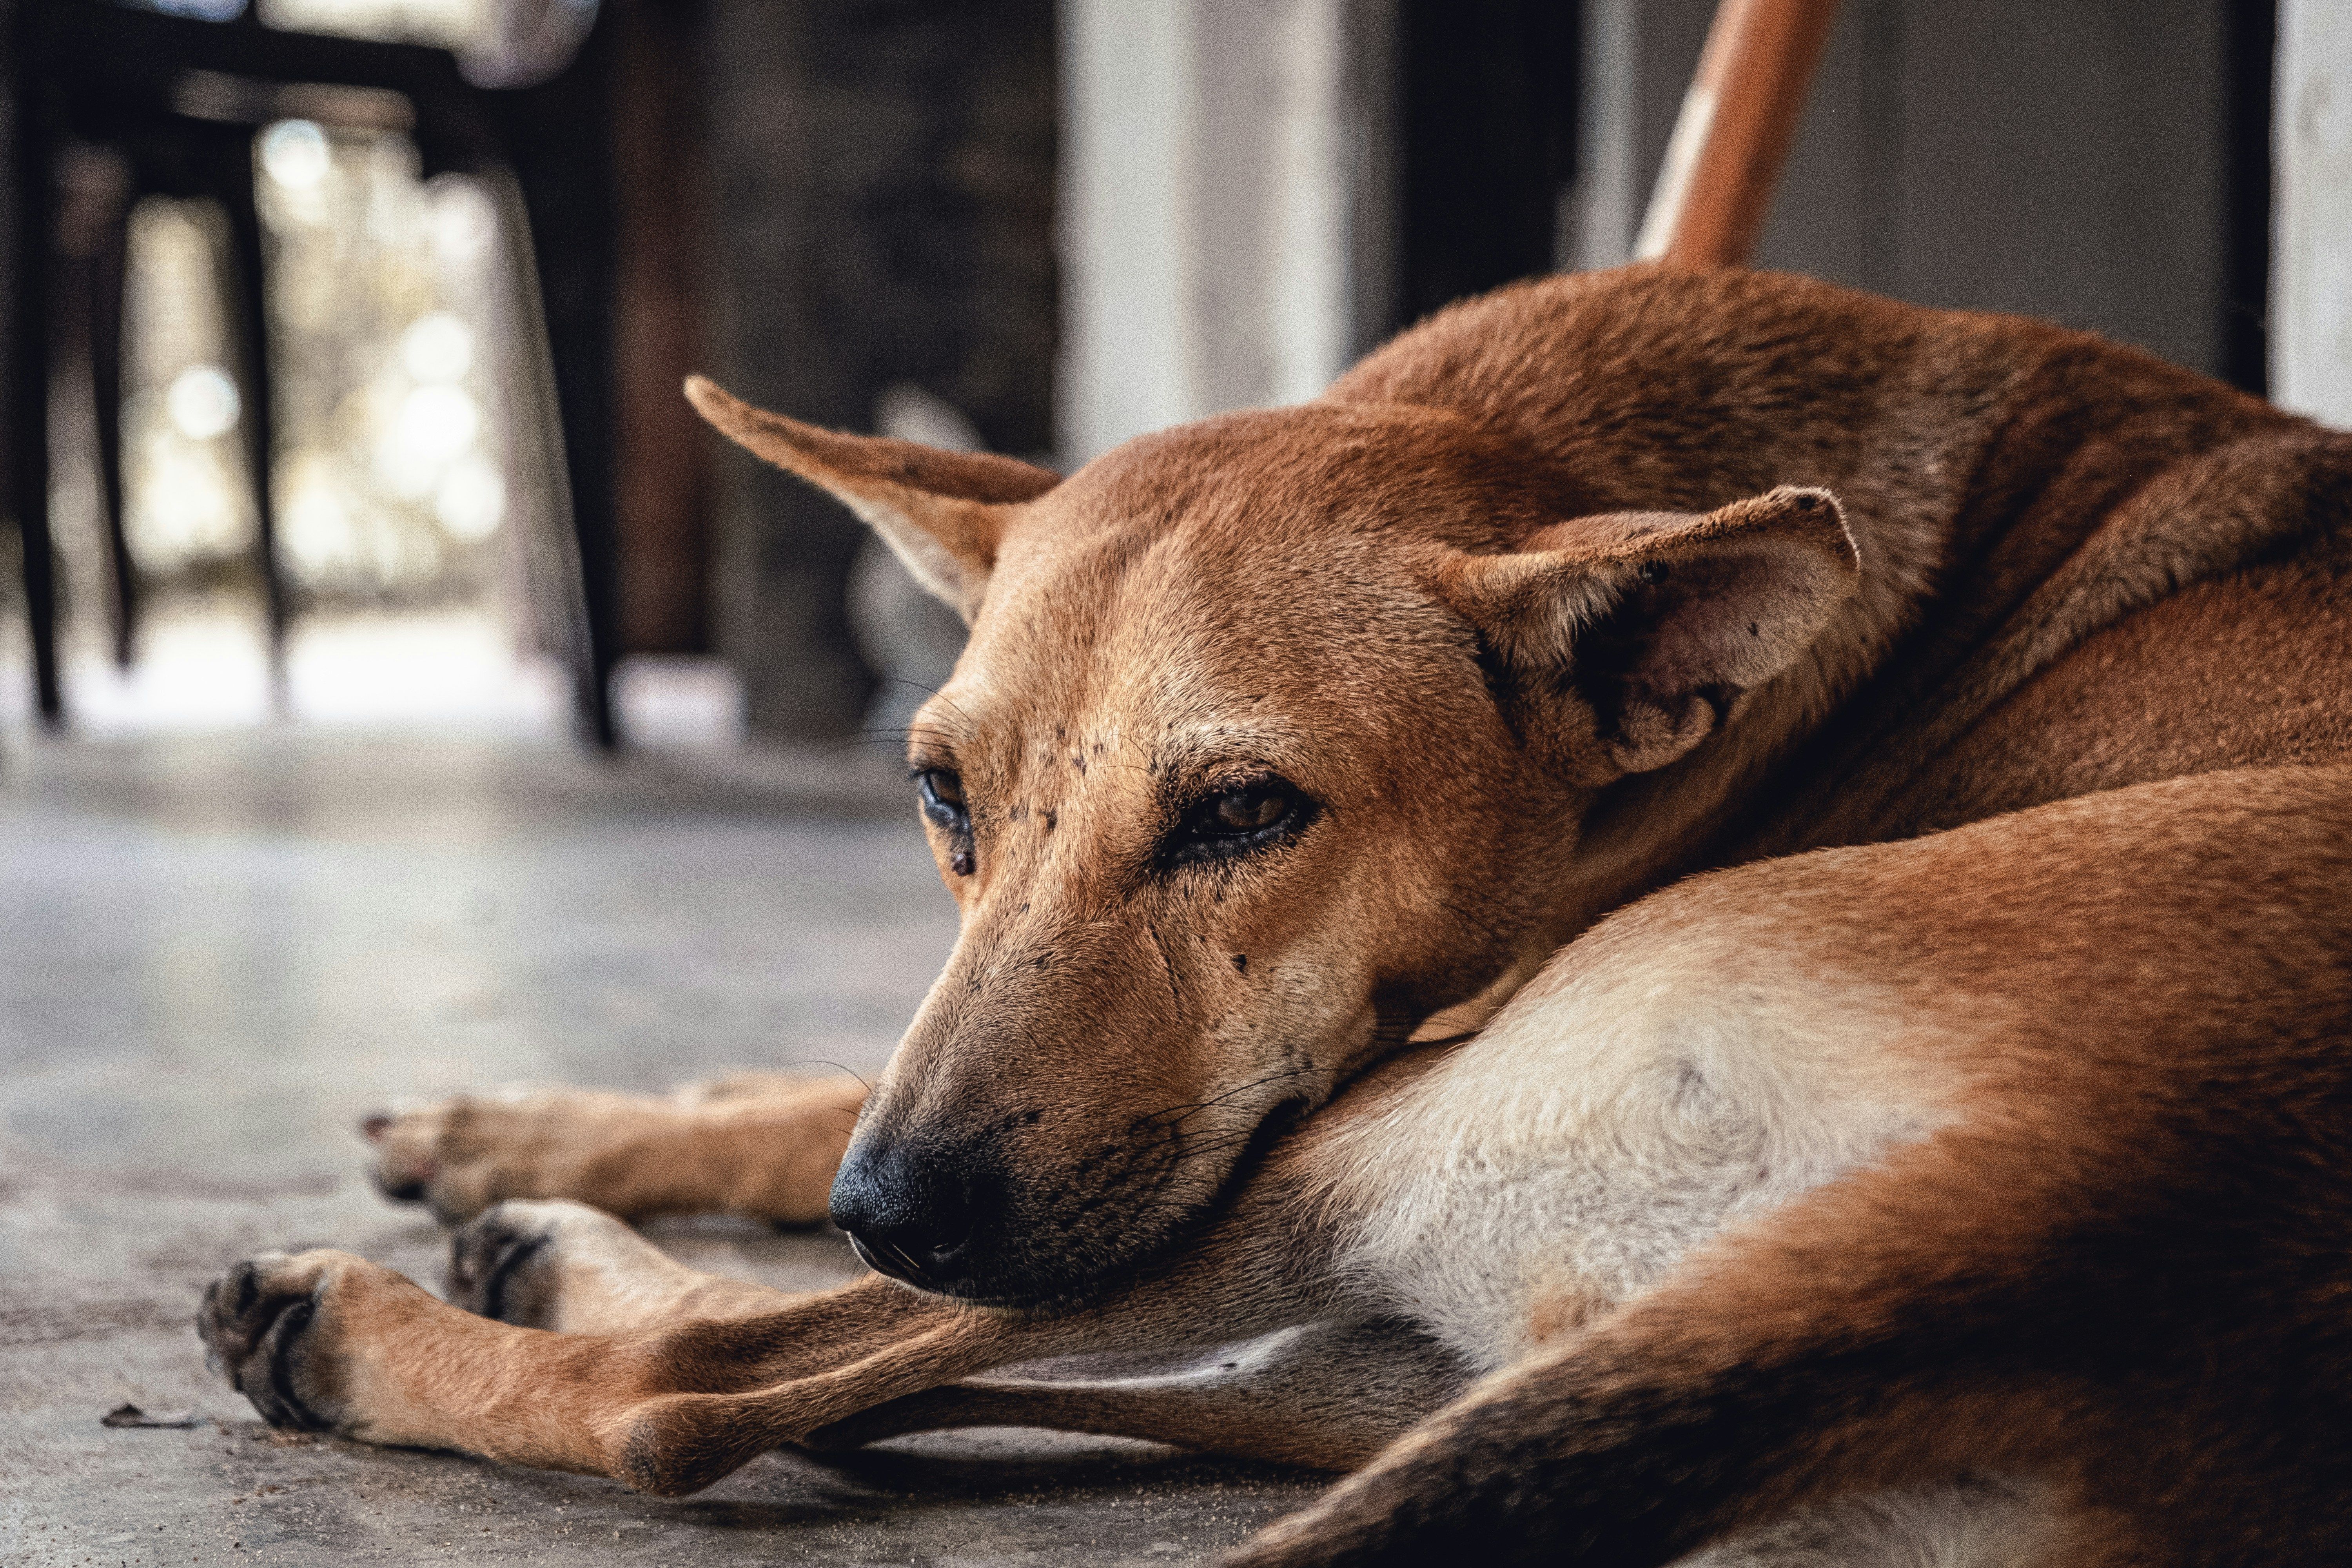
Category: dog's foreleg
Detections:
[
  {"x1": 206, "y1": 1047, "x2": 1437, "y2": 1490},
  {"x1": 203, "y1": 1084, "x2": 1365, "y2": 1492},
  {"x1": 211, "y1": 1220, "x2": 1334, "y2": 1494},
  {"x1": 804, "y1": 1320, "x2": 1471, "y2": 1469},
  {"x1": 196, "y1": 1247, "x2": 1014, "y2": 1488},
  {"x1": 363, "y1": 1072, "x2": 866, "y2": 1225}
]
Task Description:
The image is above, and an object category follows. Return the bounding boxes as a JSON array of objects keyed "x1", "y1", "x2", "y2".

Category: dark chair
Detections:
[{"x1": 5, "y1": 0, "x2": 624, "y2": 744}]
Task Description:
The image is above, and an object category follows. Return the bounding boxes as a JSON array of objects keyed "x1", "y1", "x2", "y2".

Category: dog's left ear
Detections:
[
  {"x1": 684, "y1": 375, "x2": 1060, "y2": 621},
  {"x1": 1428, "y1": 486, "x2": 1859, "y2": 782}
]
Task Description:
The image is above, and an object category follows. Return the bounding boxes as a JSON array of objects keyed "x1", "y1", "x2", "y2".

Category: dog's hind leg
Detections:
[
  {"x1": 363, "y1": 1072, "x2": 867, "y2": 1225},
  {"x1": 802, "y1": 1319, "x2": 1472, "y2": 1469},
  {"x1": 1218, "y1": 1102, "x2": 2348, "y2": 1568}
]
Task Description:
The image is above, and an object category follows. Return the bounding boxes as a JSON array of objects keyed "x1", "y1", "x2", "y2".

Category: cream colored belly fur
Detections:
[{"x1": 1301, "y1": 913, "x2": 2060, "y2": 1566}]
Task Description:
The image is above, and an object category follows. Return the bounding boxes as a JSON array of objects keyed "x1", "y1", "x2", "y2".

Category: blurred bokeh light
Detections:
[
  {"x1": 260, "y1": 0, "x2": 492, "y2": 47},
  {"x1": 18, "y1": 117, "x2": 574, "y2": 736},
  {"x1": 245, "y1": 122, "x2": 512, "y2": 605}
]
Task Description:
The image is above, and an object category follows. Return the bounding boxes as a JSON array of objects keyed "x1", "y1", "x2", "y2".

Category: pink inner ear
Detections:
[{"x1": 1633, "y1": 539, "x2": 1847, "y2": 696}]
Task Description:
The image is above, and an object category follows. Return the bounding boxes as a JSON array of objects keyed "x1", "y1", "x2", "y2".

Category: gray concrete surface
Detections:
[{"x1": 0, "y1": 732, "x2": 1318, "y2": 1567}]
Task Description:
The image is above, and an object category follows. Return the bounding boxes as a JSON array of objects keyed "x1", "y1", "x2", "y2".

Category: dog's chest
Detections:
[
  {"x1": 1321, "y1": 982, "x2": 1939, "y2": 1372},
  {"x1": 1333, "y1": 1072, "x2": 1790, "y2": 1369}
]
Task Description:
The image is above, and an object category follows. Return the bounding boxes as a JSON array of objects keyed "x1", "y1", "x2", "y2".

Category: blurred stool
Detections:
[{"x1": 4, "y1": 0, "x2": 624, "y2": 745}]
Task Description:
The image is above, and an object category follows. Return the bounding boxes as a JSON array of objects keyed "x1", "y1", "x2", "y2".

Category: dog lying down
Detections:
[{"x1": 201, "y1": 264, "x2": 2352, "y2": 1566}]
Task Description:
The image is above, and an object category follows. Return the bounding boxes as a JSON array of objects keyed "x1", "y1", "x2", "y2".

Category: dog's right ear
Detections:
[{"x1": 685, "y1": 376, "x2": 1061, "y2": 621}]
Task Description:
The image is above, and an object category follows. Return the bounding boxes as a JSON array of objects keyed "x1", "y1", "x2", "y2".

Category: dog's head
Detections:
[{"x1": 690, "y1": 377, "x2": 1858, "y2": 1306}]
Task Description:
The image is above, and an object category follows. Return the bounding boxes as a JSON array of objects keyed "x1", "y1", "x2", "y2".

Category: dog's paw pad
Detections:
[
  {"x1": 448, "y1": 1198, "x2": 647, "y2": 1328},
  {"x1": 196, "y1": 1251, "x2": 351, "y2": 1432}
]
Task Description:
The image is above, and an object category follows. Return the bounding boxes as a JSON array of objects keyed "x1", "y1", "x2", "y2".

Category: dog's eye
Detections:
[
  {"x1": 1165, "y1": 778, "x2": 1309, "y2": 867},
  {"x1": 1207, "y1": 785, "x2": 1289, "y2": 833},
  {"x1": 916, "y1": 769, "x2": 975, "y2": 875}
]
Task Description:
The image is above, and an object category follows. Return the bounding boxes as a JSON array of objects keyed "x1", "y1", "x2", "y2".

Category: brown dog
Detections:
[{"x1": 201, "y1": 264, "x2": 2352, "y2": 1564}]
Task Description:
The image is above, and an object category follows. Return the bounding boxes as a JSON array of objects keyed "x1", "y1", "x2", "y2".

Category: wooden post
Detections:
[{"x1": 1634, "y1": 0, "x2": 1842, "y2": 269}]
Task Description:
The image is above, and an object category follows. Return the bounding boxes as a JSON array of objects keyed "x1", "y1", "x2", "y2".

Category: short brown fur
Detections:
[{"x1": 203, "y1": 265, "x2": 2352, "y2": 1564}]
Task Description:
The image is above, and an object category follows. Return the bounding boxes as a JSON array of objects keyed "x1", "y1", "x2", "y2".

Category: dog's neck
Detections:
[{"x1": 1541, "y1": 626, "x2": 1899, "y2": 949}]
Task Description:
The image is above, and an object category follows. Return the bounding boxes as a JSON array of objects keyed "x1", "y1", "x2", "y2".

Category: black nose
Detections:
[{"x1": 829, "y1": 1139, "x2": 978, "y2": 1289}]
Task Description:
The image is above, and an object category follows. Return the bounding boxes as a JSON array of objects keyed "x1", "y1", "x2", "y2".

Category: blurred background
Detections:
[
  {"x1": 3, "y1": 7, "x2": 2352, "y2": 1558},
  {"x1": 2, "y1": 0, "x2": 2346, "y2": 752}
]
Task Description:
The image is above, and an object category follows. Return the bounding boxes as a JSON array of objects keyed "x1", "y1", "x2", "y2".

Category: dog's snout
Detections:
[{"x1": 830, "y1": 1140, "x2": 983, "y2": 1290}]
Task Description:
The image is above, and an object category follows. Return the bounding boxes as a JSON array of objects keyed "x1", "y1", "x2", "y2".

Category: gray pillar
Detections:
[
  {"x1": 2276, "y1": 0, "x2": 2352, "y2": 425},
  {"x1": 1059, "y1": 0, "x2": 1355, "y2": 463}
]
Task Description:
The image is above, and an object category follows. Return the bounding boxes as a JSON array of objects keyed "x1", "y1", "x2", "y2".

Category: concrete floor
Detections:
[{"x1": 0, "y1": 731, "x2": 1318, "y2": 1567}]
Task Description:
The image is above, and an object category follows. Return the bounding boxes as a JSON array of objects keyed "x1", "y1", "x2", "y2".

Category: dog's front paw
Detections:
[
  {"x1": 448, "y1": 1198, "x2": 697, "y2": 1335},
  {"x1": 359, "y1": 1088, "x2": 646, "y2": 1224},
  {"x1": 197, "y1": 1249, "x2": 372, "y2": 1433},
  {"x1": 448, "y1": 1200, "x2": 564, "y2": 1327}
]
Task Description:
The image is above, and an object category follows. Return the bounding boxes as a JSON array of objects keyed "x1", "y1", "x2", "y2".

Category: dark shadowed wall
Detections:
[
  {"x1": 697, "y1": 0, "x2": 1055, "y2": 739},
  {"x1": 1579, "y1": 0, "x2": 2269, "y2": 387}
]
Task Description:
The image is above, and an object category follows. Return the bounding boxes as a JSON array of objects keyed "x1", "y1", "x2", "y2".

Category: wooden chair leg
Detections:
[
  {"x1": 217, "y1": 149, "x2": 290, "y2": 708},
  {"x1": 491, "y1": 30, "x2": 624, "y2": 750},
  {"x1": 8, "y1": 112, "x2": 64, "y2": 727},
  {"x1": 1635, "y1": 0, "x2": 1844, "y2": 270},
  {"x1": 90, "y1": 188, "x2": 136, "y2": 671}
]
